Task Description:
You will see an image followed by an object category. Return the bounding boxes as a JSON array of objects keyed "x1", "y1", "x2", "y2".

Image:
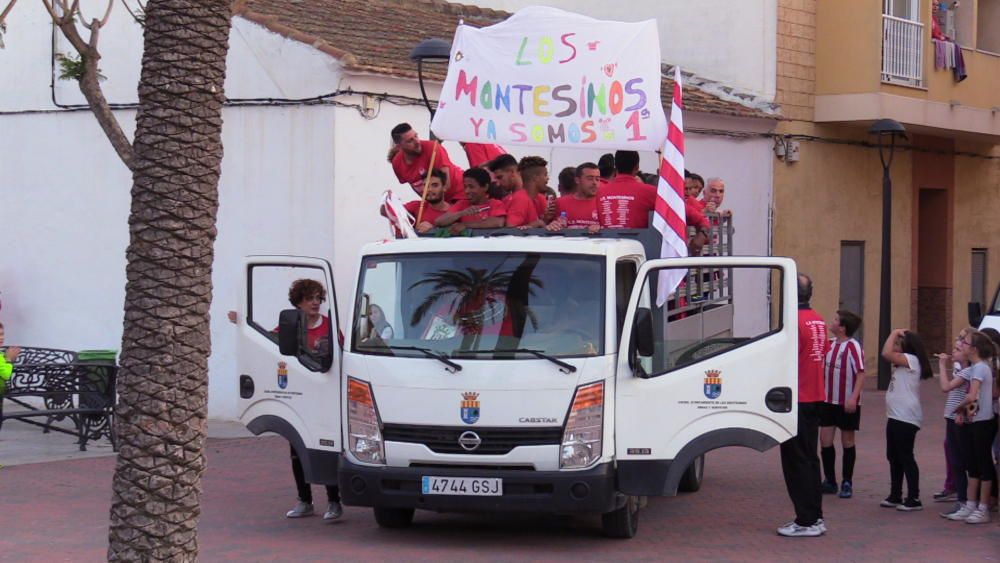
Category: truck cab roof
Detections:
[{"x1": 361, "y1": 228, "x2": 657, "y2": 260}]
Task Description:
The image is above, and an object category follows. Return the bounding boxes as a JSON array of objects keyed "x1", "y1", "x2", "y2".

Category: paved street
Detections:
[{"x1": 1, "y1": 381, "x2": 997, "y2": 561}]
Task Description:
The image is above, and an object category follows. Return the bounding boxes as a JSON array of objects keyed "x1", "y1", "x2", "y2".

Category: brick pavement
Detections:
[{"x1": 0, "y1": 379, "x2": 996, "y2": 561}]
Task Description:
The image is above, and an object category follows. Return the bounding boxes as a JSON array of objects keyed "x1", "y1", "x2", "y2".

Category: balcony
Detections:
[
  {"x1": 881, "y1": 14, "x2": 924, "y2": 87},
  {"x1": 814, "y1": 0, "x2": 1000, "y2": 139}
]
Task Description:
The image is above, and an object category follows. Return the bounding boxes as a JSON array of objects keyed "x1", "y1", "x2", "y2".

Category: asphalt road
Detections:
[{"x1": 1, "y1": 381, "x2": 997, "y2": 561}]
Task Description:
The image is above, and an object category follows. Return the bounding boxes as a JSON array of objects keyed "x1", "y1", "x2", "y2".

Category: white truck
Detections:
[
  {"x1": 970, "y1": 282, "x2": 1000, "y2": 332},
  {"x1": 235, "y1": 227, "x2": 799, "y2": 538}
]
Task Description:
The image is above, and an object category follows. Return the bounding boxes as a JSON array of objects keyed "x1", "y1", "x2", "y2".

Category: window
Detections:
[
  {"x1": 978, "y1": 0, "x2": 1000, "y2": 53},
  {"x1": 353, "y1": 252, "x2": 605, "y2": 359},
  {"x1": 884, "y1": 0, "x2": 919, "y2": 20},
  {"x1": 971, "y1": 248, "x2": 987, "y2": 309},
  {"x1": 248, "y1": 264, "x2": 333, "y2": 372},
  {"x1": 615, "y1": 259, "x2": 639, "y2": 341},
  {"x1": 636, "y1": 265, "x2": 781, "y2": 376},
  {"x1": 839, "y1": 241, "x2": 865, "y2": 343}
]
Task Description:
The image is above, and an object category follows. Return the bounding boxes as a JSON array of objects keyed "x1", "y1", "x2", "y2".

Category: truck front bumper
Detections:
[{"x1": 339, "y1": 458, "x2": 620, "y2": 514}]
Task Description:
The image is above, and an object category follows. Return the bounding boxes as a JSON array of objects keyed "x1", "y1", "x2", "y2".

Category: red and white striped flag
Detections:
[{"x1": 652, "y1": 66, "x2": 688, "y2": 307}]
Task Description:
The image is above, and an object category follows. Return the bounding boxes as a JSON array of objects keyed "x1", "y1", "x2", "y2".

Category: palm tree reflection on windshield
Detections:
[{"x1": 409, "y1": 261, "x2": 542, "y2": 336}]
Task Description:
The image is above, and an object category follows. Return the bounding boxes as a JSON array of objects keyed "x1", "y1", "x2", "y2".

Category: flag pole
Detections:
[{"x1": 416, "y1": 141, "x2": 439, "y2": 226}]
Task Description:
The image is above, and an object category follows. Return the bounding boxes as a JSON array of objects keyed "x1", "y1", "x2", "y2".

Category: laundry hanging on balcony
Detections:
[{"x1": 932, "y1": 38, "x2": 967, "y2": 82}]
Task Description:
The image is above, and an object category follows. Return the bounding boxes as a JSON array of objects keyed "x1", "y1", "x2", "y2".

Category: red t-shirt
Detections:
[
  {"x1": 463, "y1": 143, "x2": 507, "y2": 169},
  {"x1": 685, "y1": 197, "x2": 710, "y2": 232},
  {"x1": 391, "y1": 140, "x2": 465, "y2": 202},
  {"x1": 403, "y1": 200, "x2": 447, "y2": 226},
  {"x1": 447, "y1": 198, "x2": 507, "y2": 223},
  {"x1": 556, "y1": 195, "x2": 599, "y2": 227},
  {"x1": 688, "y1": 197, "x2": 706, "y2": 212},
  {"x1": 504, "y1": 190, "x2": 547, "y2": 227},
  {"x1": 596, "y1": 175, "x2": 657, "y2": 228},
  {"x1": 798, "y1": 308, "x2": 830, "y2": 403}
]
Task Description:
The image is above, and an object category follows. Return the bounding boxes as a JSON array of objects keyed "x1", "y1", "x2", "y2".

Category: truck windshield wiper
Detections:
[
  {"x1": 367, "y1": 344, "x2": 462, "y2": 373},
  {"x1": 457, "y1": 348, "x2": 577, "y2": 374}
]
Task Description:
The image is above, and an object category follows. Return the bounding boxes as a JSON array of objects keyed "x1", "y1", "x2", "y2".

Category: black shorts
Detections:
[
  {"x1": 964, "y1": 418, "x2": 998, "y2": 481},
  {"x1": 819, "y1": 402, "x2": 861, "y2": 431}
]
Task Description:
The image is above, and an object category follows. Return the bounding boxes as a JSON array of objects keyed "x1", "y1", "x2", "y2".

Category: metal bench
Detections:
[{"x1": 0, "y1": 347, "x2": 117, "y2": 451}]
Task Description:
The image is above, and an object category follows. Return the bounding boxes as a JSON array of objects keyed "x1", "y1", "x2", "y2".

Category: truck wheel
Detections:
[
  {"x1": 678, "y1": 454, "x2": 705, "y2": 493},
  {"x1": 601, "y1": 494, "x2": 639, "y2": 539},
  {"x1": 373, "y1": 506, "x2": 415, "y2": 528}
]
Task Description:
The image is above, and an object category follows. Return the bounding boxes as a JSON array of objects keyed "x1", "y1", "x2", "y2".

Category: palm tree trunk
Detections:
[{"x1": 107, "y1": 1, "x2": 232, "y2": 560}]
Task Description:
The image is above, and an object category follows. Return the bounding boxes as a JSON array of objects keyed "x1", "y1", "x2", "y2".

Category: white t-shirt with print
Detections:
[
  {"x1": 886, "y1": 353, "x2": 922, "y2": 428},
  {"x1": 966, "y1": 361, "x2": 995, "y2": 422}
]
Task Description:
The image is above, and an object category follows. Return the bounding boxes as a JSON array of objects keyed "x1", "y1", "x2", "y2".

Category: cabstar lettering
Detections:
[{"x1": 519, "y1": 417, "x2": 558, "y2": 424}]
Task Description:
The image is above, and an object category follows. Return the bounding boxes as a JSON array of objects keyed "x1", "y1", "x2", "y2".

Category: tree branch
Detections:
[
  {"x1": 52, "y1": 5, "x2": 135, "y2": 169},
  {"x1": 0, "y1": 0, "x2": 18, "y2": 26}
]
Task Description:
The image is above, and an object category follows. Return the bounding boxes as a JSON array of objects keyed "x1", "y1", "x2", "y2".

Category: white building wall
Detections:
[{"x1": 461, "y1": 0, "x2": 777, "y2": 100}]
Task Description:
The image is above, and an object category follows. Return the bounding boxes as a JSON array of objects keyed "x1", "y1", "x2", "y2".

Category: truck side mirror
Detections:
[
  {"x1": 634, "y1": 307, "x2": 655, "y2": 357},
  {"x1": 968, "y1": 301, "x2": 983, "y2": 328},
  {"x1": 278, "y1": 309, "x2": 305, "y2": 356}
]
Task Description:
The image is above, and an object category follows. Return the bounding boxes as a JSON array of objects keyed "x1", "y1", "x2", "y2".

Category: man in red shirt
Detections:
[
  {"x1": 403, "y1": 169, "x2": 450, "y2": 233},
  {"x1": 596, "y1": 150, "x2": 656, "y2": 229},
  {"x1": 548, "y1": 162, "x2": 599, "y2": 231},
  {"x1": 598, "y1": 153, "x2": 616, "y2": 186},
  {"x1": 435, "y1": 168, "x2": 506, "y2": 234},
  {"x1": 390, "y1": 123, "x2": 465, "y2": 202},
  {"x1": 488, "y1": 154, "x2": 521, "y2": 199},
  {"x1": 505, "y1": 156, "x2": 551, "y2": 228},
  {"x1": 462, "y1": 142, "x2": 507, "y2": 169},
  {"x1": 778, "y1": 273, "x2": 829, "y2": 537}
]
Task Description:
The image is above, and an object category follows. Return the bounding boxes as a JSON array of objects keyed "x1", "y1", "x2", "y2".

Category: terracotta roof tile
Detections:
[{"x1": 239, "y1": 0, "x2": 780, "y2": 119}]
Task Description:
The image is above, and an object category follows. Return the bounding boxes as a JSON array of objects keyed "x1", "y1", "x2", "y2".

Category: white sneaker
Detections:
[
  {"x1": 323, "y1": 502, "x2": 343, "y2": 521},
  {"x1": 965, "y1": 509, "x2": 992, "y2": 524},
  {"x1": 939, "y1": 502, "x2": 964, "y2": 518},
  {"x1": 777, "y1": 521, "x2": 824, "y2": 537},
  {"x1": 816, "y1": 518, "x2": 827, "y2": 533},
  {"x1": 285, "y1": 501, "x2": 314, "y2": 518},
  {"x1": 946, "y1": 504, "x2": 975, "y2": 521}
]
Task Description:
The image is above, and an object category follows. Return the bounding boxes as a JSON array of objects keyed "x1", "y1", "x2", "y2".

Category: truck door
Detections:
[
  {"x1": 235, "y1": 256, "x2": 341, "y2": 485},
  {"x1": 615, "y1": 257, "x2": 798, "y2": 496}
]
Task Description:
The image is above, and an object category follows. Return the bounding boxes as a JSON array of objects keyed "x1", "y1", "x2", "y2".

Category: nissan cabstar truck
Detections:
[{"x1": 235, "y1": 227, "x2": 800, "y2": 538}]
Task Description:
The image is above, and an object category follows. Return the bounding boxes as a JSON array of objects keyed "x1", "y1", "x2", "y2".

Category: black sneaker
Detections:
[
  {"x1": 879, "y1": 497, "x2": 902, "y2": 508},
  {"x1": 821, "y1": 480, "x2": 839, "y2": 495},
  {"x1": 896, "y1": 498, "x2": 923, "y2": 511}
]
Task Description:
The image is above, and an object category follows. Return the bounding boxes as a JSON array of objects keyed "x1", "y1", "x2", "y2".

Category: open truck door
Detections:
[
  {"x1": 235, "y1": 256, "x2": 342, "y2": 485},
  {"x1": 615, "y1": 256, "x2": 798, "y2": 496}
]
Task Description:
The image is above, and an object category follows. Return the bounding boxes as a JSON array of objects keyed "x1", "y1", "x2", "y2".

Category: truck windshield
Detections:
[{"x1": 352, "y1": 252, "x2": 605, "y2": 359}]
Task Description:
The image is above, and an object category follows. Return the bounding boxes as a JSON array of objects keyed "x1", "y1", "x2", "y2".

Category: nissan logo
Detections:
[{"x1": 458, "y1": 431, "x2": 482, "y2": 452}]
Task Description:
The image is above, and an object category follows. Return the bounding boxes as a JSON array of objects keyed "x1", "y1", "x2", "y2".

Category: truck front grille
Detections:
[{"x1": 382, "y1": 424, "x2": 562, "y2": 455}]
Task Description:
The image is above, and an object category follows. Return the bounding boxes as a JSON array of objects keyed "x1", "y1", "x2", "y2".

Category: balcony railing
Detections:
[{"x1": 882, "y1": 14, "x2": 924, "y2": 86}]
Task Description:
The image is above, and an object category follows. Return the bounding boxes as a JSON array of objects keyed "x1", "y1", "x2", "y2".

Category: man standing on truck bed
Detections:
[
  {"x1": 777, "y1": 273, "x2": 828, "y2": 537},
  {"x1": 390, "y1": 123, "x2": 465, "y2": 203}
]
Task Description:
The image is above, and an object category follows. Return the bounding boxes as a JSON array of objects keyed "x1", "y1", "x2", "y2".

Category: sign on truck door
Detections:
[
  {"x1": 615, "y1": 257, "x2": 799, "y2": 495},
  {"x1": 236, "y1": 256, "x2": 342, "y2": 485}
]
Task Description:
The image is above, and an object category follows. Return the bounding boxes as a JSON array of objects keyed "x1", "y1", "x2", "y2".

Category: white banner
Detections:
[{"x1": 431, "y1": 6, "x2": 667, "y2": 152}]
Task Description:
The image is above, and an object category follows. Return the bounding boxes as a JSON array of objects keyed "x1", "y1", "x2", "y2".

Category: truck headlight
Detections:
[
  {"x1": 560, "y1": 381, "x2": 604, "y2": 469},
  {"x1": 347, "y1": 377, "x2": 384, "y2": 464}
]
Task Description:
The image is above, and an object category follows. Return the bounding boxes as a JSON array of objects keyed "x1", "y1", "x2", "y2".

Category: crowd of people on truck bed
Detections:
[
  {"x1": 384, "y1": 122, "x2": 730, "y2": 256},
  {"x1": 782, "y1": 275, "x2": 999, "y2": 537}
]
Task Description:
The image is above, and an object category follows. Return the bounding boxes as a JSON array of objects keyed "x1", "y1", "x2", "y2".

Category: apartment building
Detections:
[{"x1": 773, "y1": 0, "x2": 1000, "y2": 356}]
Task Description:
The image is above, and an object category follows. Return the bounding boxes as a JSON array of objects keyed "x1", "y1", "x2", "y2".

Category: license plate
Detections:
[{"x1": 421, "y1": 476, "x2": 502, "y2": 496}]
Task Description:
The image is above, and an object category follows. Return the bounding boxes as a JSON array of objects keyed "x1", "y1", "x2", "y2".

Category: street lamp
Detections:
[
  {"x1": 409, "y1": 38, "x2": 451, "y2": 123},
  {"x1": 869, "y1": 118, "x2": 907, "y2": 390}
]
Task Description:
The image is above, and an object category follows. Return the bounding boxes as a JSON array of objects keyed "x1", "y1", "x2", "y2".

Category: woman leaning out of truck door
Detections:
[{"x1": 880, "y1": 328, "x2": 932, "y2": 512}]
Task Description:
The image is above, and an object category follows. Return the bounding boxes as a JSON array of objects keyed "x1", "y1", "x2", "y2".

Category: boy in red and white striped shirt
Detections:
[{"x1": 819, "y1": 310, "x2": 865, "y2": 499}]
